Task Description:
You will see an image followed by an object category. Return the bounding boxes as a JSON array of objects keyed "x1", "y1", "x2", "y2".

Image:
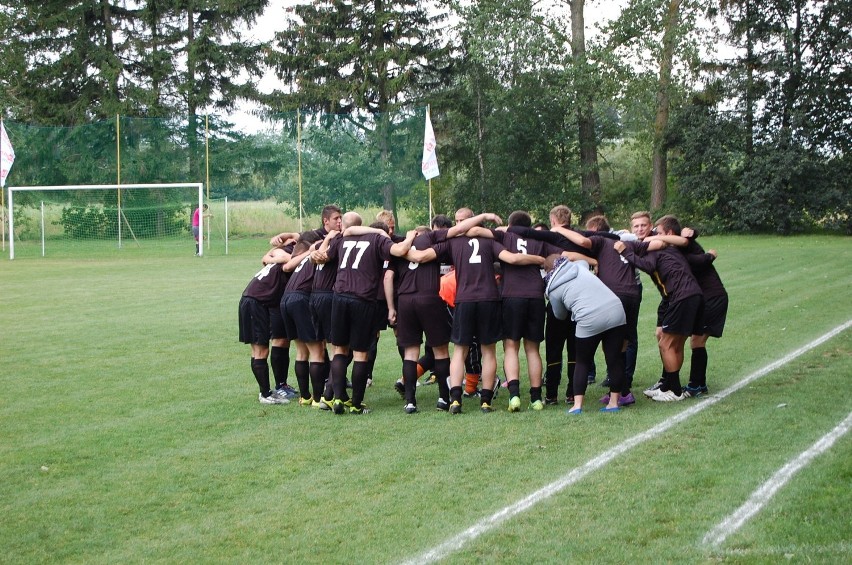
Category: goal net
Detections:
[{"x1": 7, "y1": 183, "x2": 203, "y2": 259}]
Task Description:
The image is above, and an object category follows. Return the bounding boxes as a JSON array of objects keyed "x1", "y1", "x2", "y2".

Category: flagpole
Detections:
[{"x1": 1, "y1": 118, "x2": 5, "y2": 252}]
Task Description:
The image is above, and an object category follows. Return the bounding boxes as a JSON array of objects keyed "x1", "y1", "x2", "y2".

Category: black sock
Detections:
[
  {"x1": 309, "y1": 362, "x2": 325, "y2": 402},
  {"x1": 663, "y1": 370, "x2": 682, "y2": 395},
  {"x1": 350, "y1": 361, "x2": 369, "y2": 407},
  {"x1": 331, "y1": 354, "x2": 349, "y2": 399},
  {"x1": 294, "y1": 360, "x2": 309, "y2": 399},
  {"x1": 450, "y1": 386, "x2": 463, "y2": 403},
  {"x1": 689, "y1": 347, "x2": 708, "y2": 387},
  {"x1": 270, "y1": 346, "x2": 290, "y2": 389},
  {"x1": 480, "y1": 388, "x2": 494, "y2": 406},
  {"x1": 529, "y1": 386, "x2": 542, "y2": 403},
  {"x1": 402, "y1": 359, "x2": 418, "y2": 405},
  {"x1": 434, "y1": 358, "x2": 450, "y2": 402},
  {"x1": 508, "y1": 379, "x2": 520, "y2": 398},
  {"x1": 251, "y1": 358, "x2": 271, "y2": 396}
]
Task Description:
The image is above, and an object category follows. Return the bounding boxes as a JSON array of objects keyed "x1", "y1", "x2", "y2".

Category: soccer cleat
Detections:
[
  {"x1": 275, "y1": 384, "x2": 299, "y2": 400},
  {"x1": 480, "y1": 402, "x2": 494, "y2": 413},
  {"x1": 332, "y1": 399, "x2": 346, "y2": 414},
  {"x1": 349, "y1": 404, "x2": 371, "y2": 415},
  {"x1": 683, "y1": 384, "x2": 708, "y2": 398},
  {"x1": 298, "y1": 396, "x2": 314, "y2": 407},
  {"x1": 394, "y1": 379, "x2": 405, "y2": 398},
  {"x1": 421, "y1": 374, "x2": 437, "y2": 386},
  {"x1": 587, "y1": 375, "x2": 596, "y2": 385},
  {"x1": 317, "y1": 396, "x2": 333, "y2": 410},
  {"x1": 508, "y1": 396, "x2": 521, "y2": 412},
  {"x1": 652, "y1": 390, "x2": 686, "y2": 402},
  {"x1": 449, "y1": 400, "x2": 462, "y2": 414},
  {"x1": 436, "y1": 398, "x2": 449, "y2": 411},
  {"x1": 544, "y1": 397, "x2": 559, "y2": 406},
  {"x1": 463, "y1": 389, "x2": 481, "y2": 398},
  {"x1": 259, "y1": 393, "x2": 288, "y2": 405},
  {"x1": 619, "y1": 393, "x2": 636, "y2": 406},
  {"x1": 404, "y1": 403, "x2": 418, "y2": 414},
  {"x1": 310, "y1": 400, "x2": 326, "y2": 409},
  {"x1": 643, "y1": 380, "x2": 664, "y2": 397},
  {"x1": 366, "y1": 378, "x2": 373, "y2": 388},
  {"x1": 529, "y1": 400, "x2": 544, "y2": 411}
]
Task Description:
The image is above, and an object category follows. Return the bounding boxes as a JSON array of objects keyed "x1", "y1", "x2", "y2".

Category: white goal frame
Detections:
[{"x1": 7, "y1": 183, "x2": 204, "y2": 260}]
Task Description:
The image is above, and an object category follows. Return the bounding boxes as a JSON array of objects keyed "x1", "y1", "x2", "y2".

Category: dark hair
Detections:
[
  {"x1": 654, "y1": 215, "x2": 682, "y2": 235},
  {"x1": 532, "y1": 222, "x2": 549, "y2": 230},
  {"x1": 431, "y1": 214, "x2": 452, "y2": 229},
  {"x1": 321, "y1": 205, "x2": 342, "y2": 221},
  {"x1": 299, "y1": 230, "x2": 322, "y2": 245},
  {"x1": 585, "y1": 215, "x2": 610, "y2": 232},
  {"x1": 507, "y1": 210, "x2": 532, "y2": 228},
  {"x1": 370, "y1": 221, "x2": 390, "y2": 234}
]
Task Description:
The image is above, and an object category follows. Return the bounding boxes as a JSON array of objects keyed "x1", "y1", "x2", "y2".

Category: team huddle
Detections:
[{"x1": 238, "y1": 204, "x2": 728, "y2": 415}]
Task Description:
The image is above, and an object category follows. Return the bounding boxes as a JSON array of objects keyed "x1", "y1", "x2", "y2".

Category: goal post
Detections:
[{"x1": 7, "y1": 183, "x2": 203, "y2": 259}]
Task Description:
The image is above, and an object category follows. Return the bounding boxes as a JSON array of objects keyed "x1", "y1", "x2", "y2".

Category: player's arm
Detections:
[
  {"x1": 384, "y1": 270, "x2": 397, "y2": 327},
  {"x1": 645, "y1": 234, "x2": 689, "y2": 247},
  {"x1": 447, "y1": 213, "x2": 503, "y2": 238},
  {"x1": 497, "y1": 249, "x2": 546, "y2": 266},
  {"x1": 343, "y1": 225, "x2": 390, "y2": 238},
  {"x1": 464, "y1": 226, "x2": 494, "y2": 239},
  {"x1": 389, "y1": 230, "x2": 417, "y2": 257},
  {"x1": 262, "y1": 247, "x2": 291, "y2": 265},
  {"x1": 613, "y1": 240, "x2": 656, "y2": 273},
  {"x1": 269, "y1": 231, "x2": 300, "y2": 247},
  {"x1": 405, "y1": 246, "x2": 438, "y2": 263},
  {"x1": 562, "y1": 251, "x2": 597, "y2": 269},
  {"x1": 551, "y1": 225, "x2": 592, "y2": 249},
  {"x1": 311, "y1": 230, "x2": 339, "y2": 264},
  {"x1": 283, "y1": 247, "x2": 315, "y2": 272}
]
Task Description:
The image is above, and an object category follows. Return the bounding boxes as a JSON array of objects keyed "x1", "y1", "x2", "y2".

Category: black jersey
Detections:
[
  {"x1": 327, "y1": 232, "x2": 394, "y2": 301},
  {"x1": 589, "y1": 235, "x2": 641, "y2": 299},
  {"x1": 396, "y1": 232, "x2": 450, "y2": 296},
  {"x1": 683, "y1": 240, "x2": 727, "y2": 299},
  {"x1": 242, "y1": 263, "x2": 288, "y2": 307},
  {"x1": 621, "y1": 241, "x2": 702, "y2": 303},
  {"x1": 493, "y1": 230, "x2": 560, "y2": 299},
  {"x1": 446, "y1": 236, "x2": 505, "y2": 302},
  {"x1": 284, "y1": 254, "x2": 314, "y2": 294}
]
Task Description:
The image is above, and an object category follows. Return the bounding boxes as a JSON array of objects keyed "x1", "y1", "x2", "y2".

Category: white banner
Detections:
[
  {"x1": 1, "y1": 121, "x2": 15, "y2": 188},
  {"x1": 421, "y1": 110, "x2": 439, "y2": 180}
]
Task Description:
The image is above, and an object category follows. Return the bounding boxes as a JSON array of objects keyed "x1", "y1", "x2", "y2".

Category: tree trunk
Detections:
[
  {"x1": 650, "y1": 0, "x2": 682, "y2": 211},
  {"x1": 570, "y1": 0, "x2": 602, "y2": 210}
]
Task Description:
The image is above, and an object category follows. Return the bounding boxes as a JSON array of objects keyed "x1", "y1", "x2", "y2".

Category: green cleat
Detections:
[
  {"x1": 332, "y1": 399, "x2": 346, "y2": 415},
  {"x1": 508, "y1": 396, "x2": 521, "y2": 412},
  {"x1": 529, "y1": 399, "x2": 545, "y2": 411}
]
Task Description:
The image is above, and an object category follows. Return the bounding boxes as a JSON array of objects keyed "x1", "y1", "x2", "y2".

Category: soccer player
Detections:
[
  {"x1": 279, "y1": 231, "x2": 325, "y2": 406},
  {"x1": 238, "y1": 245, "x2": 298, "y2": 405},
  {"x1": 191, "y1": 203, "x2": 211, "y2": 255},
  {"x1": 614, "y1": 215, "x2": 704, "y2": 401},
  {"x1": 407, "y1": 212, "x2": 546, "y2": 414},
  {"x1": 315, "y1": 212, "x2": 415, "y2": 414},
  {"x1": 543, "y1": 254, "x2": 628, "y2": 413}
]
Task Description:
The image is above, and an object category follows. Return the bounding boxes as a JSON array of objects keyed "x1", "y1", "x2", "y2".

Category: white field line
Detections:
[
  {"x1": 703, "y1": 410, "x2": 852, "y2": 547},
  {"x1": 400, "y1": 320, "x2": 852, "y2": 565}
]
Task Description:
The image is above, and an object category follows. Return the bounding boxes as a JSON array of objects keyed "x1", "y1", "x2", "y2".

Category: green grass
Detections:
[{"x1": 1, "y1": 235, "x2": 851, "y2": 563}]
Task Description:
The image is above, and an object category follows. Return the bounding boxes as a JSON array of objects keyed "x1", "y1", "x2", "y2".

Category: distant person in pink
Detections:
[{"x1": 192, "y1": 204, "x2": 209, "y2": 255}]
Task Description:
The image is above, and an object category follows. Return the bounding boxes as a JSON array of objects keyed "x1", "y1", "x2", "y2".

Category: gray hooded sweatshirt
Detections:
[{"x1": 544, "y1": 259, "x2": 626, "y2": 338}]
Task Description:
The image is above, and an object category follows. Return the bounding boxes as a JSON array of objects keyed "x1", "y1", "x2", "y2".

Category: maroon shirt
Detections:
[
  {"x1": 493, "y1": 230, "x2": 560, "y2": 299},
  {"x1": 327, "y1": 232, "x2": 394, "y2": 301},
  {"x1": 284, "y1": 254, "x2": 315, "y2": 294},
  {"x1": 684, "y1": 240, "x2": 727, "y2": 299},
  {"x1": 446, "y1": 236, "x2": 506, "y2": 302},
  {"x1": 589, "y1": 235, "x2": 641, "y2": 299},
  {"x1": 396, "y1": 232, "x2": 450, "y2": 296},
  {"x1": 621, "y1": 241, "x2": 702, "y2": 303},
  {"x1": 242, "y1": 263, "x2": 288, "y2": 307}
]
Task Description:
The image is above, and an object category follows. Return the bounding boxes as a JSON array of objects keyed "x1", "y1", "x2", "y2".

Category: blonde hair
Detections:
[
  {"x1": 549, "y1": 205, "x2": 572, "y2": 228},
  {"x1": 376, "y1": 210, "x2": 395, "y2": 224}
]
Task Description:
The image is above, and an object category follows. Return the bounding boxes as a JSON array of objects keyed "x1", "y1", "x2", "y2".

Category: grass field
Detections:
[{"x1": 1, "y1": 235, "x2": 850, "y2": 563}]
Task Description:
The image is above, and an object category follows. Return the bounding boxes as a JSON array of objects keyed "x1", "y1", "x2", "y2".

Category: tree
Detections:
[{"x1": 266, "y1": 0, "x2": 451, "y2": 215}]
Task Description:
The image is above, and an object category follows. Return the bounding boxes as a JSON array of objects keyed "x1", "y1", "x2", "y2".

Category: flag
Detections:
[
  {"x1": 1, "y1": 121, "x2": 14, "y2": 188},
  {"x1": 421, "y1": 110, "x2": 439, "y2": 180}
]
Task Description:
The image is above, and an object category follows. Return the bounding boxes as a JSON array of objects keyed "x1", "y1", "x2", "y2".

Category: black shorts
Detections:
[
  {"x1": 699, "y1": 293, "x2": 728, "y2": 338},
  {"x1": 282, "y1": 291, "x2": 319, "y2": 342},
  {"x1": 310, "y1": 291, "x2": 334, "y2": 342},
  {"x1": 330, "y1": 294, "x2": 377, "y2": 351},
  {"x1": 661, "y1": 295, "x2": 704, "y2": 337},
  {"x1": 372, "y1": 300, "x2": 390, "y2": 333},
  {"x1": 269, "y1": 305, "x2": 286, "y2": 340},
  {"x1": 502, "y1": 297, "x2": 546, "y2": 342},
  {"x1": 656, "y1": 298, "x2": 670, "y2": 327},
  {"x1": 451, "y1": 301, "x2": 502, "y2": 346},
  {"x1": 238, "y1": 296, "x2": 270, "y2": 345},
  {"x1": 618, "y1": 294, "x2": 641, "y2": 343},
  {"x1": 396, "y1": 294, "x2": 452, "y2": 348}
]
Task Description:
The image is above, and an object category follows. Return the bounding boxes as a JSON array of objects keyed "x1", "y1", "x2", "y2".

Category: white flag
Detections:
[
  {"x1": 1, "y1": 121, "x2": 14, "y2": 188},
  {"x1": 421, "y1": 110, "x2": 439, "y2": 180}
]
